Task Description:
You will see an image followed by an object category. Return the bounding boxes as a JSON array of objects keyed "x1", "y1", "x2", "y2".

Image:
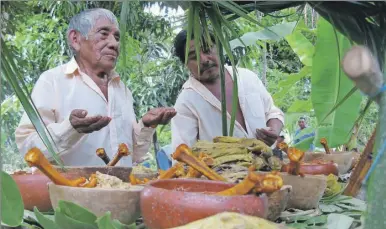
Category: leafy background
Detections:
[
  {"x1": 1, "y1": 1, "x2": 379, "y2": 229},
  {"x1": 1, "y1": 1, "x2": 377, "y2": 172}
]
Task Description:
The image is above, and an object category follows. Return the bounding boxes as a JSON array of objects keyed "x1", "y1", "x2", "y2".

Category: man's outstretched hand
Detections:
[
  {"x1": 256, "y1": 127, "x2": 279, "y2": 146},
  {"x1": 70, "y1": 109, "x2": 111, "y2": 134},
  {"x1": 142, "y1": 107, "x2": 177, "y2": 127}
]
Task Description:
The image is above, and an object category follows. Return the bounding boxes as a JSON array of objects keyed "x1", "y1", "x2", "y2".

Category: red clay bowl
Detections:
[
  {"x1": 281, "y1": 161, "x2": 339, "y2": 176},
  {"x1": 11, "y1": 166, "x2": 132, "y2": 212},
  {"x1": 140, "y1": 178, "x2": 269, "y2": 229}
]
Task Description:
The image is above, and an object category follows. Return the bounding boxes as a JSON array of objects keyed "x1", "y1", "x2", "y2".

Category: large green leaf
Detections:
[
  {"x1": 273, "y1": 66, "x2": 311, "y2": 106},
  {"x1": 278, "y1": 66, "x2": 312, "y2": 87},
  {"x1": 57, "y1": 200, "x2": 97, "y2": 226},
  {"x1": 285, "y1": 31, "x2": 314, "y2": 67},
  {"x1": 326, "y1": 214, "x2": 354, "y2": 229},
  {"x1": 34, "y1": 207, "x2": 59, "y2": 229},
  {"x1": 311, "y1": 18, "x2": 362, "y2": 148},
  {"x1": 1, "y1": 171, "x2": 24, "y2": 227},
  {"x1": 95, "y1": 212, "x2": 136, "y2": 229},
  {"x1": 293, "y1": 127, "x2": 316, "y2": 151},
  {"x1": 55, "y1": 209, "x2": 97, "y2": 229},
  {"x1": 287, "y1": 99, "x2": 313, "y2": 113},
  {"x1": 229, "y1": 22, "x2": 297, "y2": 49}
]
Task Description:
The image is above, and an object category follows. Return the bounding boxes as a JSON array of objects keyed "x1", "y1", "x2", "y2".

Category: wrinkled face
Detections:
[
  {"x1": 186, "y1": 40, "x2": 220, "y2": 83},
  {"x1": 71, "y1": 17, "x2": 120, "y2": 72},
  {"x1": 298, "y1": 120, "x2": 306, "y2": 129}
]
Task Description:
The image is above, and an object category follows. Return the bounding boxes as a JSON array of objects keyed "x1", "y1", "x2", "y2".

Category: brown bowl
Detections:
[
  {"x1": 304, "y1": 151, "x2": 360, "y2": 174},
  {"x1": 11, "y1": 166, "x2": 132, "y2": 212},
  {"x1": 281, "y1": 161, "x2": 339, "y2": 176},
  {"x1": 140, "y1": 178, "x2": 269, "y2": 229}
]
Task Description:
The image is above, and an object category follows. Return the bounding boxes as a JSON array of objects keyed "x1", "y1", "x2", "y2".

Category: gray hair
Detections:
[{"x1": 66, "y1": 8, "x2": 119, "y2": 56}]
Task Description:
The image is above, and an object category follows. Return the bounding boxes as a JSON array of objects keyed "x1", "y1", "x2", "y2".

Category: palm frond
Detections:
[{"x1": 1, "y1": 37, "x2": 64, "y2": 167}]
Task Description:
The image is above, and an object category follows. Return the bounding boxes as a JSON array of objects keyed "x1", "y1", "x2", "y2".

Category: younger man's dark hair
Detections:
[{"x1": 173, "y1": 29, "x2": 216, "y2": 63}]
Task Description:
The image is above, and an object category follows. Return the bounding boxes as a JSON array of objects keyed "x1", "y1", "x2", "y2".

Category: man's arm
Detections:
[
  {"x1": 267, "y1": 118, "x2": 283, "y2": 136},
  {"x1": 249, "y1": 69, "x2": 284, "y2": 146},
  {"x1": 125, "y1": 90, "x2": 156, "y2": 163},
  {"x1": 15, "y1": 77, "x2": 85, "y2": 160},
  {"x1": 131, "y1": 119, "x2": 156, "y2": 163}
]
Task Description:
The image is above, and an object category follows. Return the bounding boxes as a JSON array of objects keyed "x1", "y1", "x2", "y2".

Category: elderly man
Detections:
[
  {"x1": 15, "y1": 8, "x2": 176, "y2": 166},
  {"x1": 171, "y1": 30, "x2": 284, "y2": 152}
]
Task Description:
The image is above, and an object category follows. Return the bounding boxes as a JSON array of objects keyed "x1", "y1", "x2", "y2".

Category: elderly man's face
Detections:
[
  {"x1": 186, "y1": 40, "x2": 220, "y2": 83},
  {"x1": 77, "y1": 18, "x2": 120, "y2": 71}
]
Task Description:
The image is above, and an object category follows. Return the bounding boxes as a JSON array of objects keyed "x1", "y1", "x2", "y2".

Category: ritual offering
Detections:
[
  {"x1": 279, "y1": 143, "x2": 339, "y2": 176},
  {"x1": 16, "y1": 145, "x2": 143, "y2": 225},
  {"x1": 48, "y1": 171, "x2": 143, "y2": 225},
  {"x1": 138, "y1": 143, "x2": 292, "y2": 228},
  {"x1": 191, "y1": 136, "x2": 282, "y2": 170},
  {"x1": 303, "y1": 138, "x2": 361, "y2": 174}
]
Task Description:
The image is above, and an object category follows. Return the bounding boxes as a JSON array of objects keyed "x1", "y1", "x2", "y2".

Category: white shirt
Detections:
[
  {"x1": 171, "y1": 65, "x2": 284, "y2": 152},
  {"x1": 15, "y1": 57, "x2": 155, "y2": 166}
]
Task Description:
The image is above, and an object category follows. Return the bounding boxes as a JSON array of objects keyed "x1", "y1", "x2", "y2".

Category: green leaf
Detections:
[
  {"x1": 326, "y1": 214, "x2": 354, "y2": 229},
  {"x1": 285, "y1": 31, "x2": 315, "y2": 67},
  {"x1": 57, "y1": 200, "x2": 97, "y2": 226},
  {"x1": 293, "y1": 127, "x2": 316, "y2": 151},
  {"x1": 55, "y1": 209, "x2": 97, "y2": 229},
  {"x1": 95, "y1": 212, "x2": 120, "y2": 229},
  {"x1": 278, "y1": 66, "x2": 311, "y2": 87},
  {"x1": 311, "y1": 18, "x2": 362, "y2": 148},
  {"x1": 34, "y1": 207, "x2": 59, "y2": 229},
  {"x1": 193, "y1": 6, "x2": 201, "y2": 76},
  {"x1": 337, "y1": 198, "x2": 366, "y2": 212},
  {"x1": 95, "y1": 211, "x2": 136, "y2": 229},
  {"x1": 1, "y1": 171, "x2": 24, "y2": 227},
  {"x1": 1, "y1": 37, "x2": 64, "y2": 166},
  {"x1": 229, "y1": 22, "x2": 297, "y2": 49},
  {"x1": 287, "y1": 99, "x2": 313, "y2": 113},
  {"x1": 305, "y1": 215, "x2": 328, "y2": 225},
  {"x1": 319, "y1": 204, "x2": 343, "y2": 213},
  {"x1": 184, "y1": 3, "x2": 195, "y2": 66}
]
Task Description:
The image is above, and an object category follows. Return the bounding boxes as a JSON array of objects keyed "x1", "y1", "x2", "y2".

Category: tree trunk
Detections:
[
  {"x1": 153, "y1": 131, "x2": 160, "y2": 156},
  {"x1": 261, "y1": 42, "x2": 267, "y2": 86},
  {"x1": 311, "y1": 8, "x2": 314, "y2": 29},
  {"x1": 304, "y1": 5, "x2": 308, "y2": 27}
]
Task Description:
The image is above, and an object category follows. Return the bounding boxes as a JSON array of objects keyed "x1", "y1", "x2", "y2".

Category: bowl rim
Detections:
[
  {"x1": 47, "y1": 182, "x2": 144, "y2": 192},
  {"x1": 143, "y1": 178, "x2": 269, "y2": 199}
]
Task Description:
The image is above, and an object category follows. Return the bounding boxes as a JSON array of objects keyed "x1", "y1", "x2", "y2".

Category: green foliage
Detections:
[
  {"x1": 1, "y1": 171, "x2": 24, "y2": 227},
  {"x1": 30, "y1": 201, "x2": 137, "y2": 229},
  {"x1": 311, "y1": 18, "x2": 362, "y2": 148},
  {"x1": 34, "y1": 208, "x2": 59, "y2": 229}
]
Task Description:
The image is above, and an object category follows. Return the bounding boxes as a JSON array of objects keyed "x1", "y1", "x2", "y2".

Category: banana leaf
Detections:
[{"x1": 311, "y1": 18, "x2": 362, "y2": 148}]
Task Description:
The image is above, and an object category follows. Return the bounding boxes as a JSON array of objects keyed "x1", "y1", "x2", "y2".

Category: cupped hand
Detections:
[
  {"x1": 142, "y1": 107, "x2": 177, "y2": 127},
  {"x1": 69, "y1": 109, "x2": 111, "y2": 134},
  {"x1": 256, "y1": 127, "x2": 279, "y2": 146}
]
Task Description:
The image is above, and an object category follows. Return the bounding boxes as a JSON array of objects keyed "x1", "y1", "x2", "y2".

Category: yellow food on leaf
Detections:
[{"x1": 324, "y1": 174, "x2": 342, "y2": 197}]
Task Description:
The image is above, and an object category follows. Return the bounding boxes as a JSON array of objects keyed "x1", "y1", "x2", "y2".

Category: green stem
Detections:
[
  {"x1": 365, "y1": 59, "x2": 386, "y2": 228},
  {"x1": 216, "y1": 41, "x2": 228, "y2": 136}
]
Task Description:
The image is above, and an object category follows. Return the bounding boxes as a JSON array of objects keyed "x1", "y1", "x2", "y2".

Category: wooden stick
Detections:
[
  {"x1": 343, "y1": 128, "x2": 376, "y2": 197},
  {"x1": 342, "y1": 45, "x2": 383, "y2": 100},
  {"x1": 107, "y1": 143, "x2": 130, "y2": 166},
  {"x1": 96, "y1": 148, "x2": 110, "y2": 165}
]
